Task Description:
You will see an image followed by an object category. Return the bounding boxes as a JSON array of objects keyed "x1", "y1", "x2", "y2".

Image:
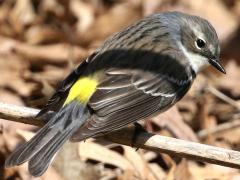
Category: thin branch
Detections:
[
  {"x1": 198, "y1": 119, "x2": 240, "y2": 139},
  {"x1": 207, "y1": 86, "x2": 240, "y2": 110},
  {"x1": 1, "y1": 102, "x2": 240, "y2": 169}
]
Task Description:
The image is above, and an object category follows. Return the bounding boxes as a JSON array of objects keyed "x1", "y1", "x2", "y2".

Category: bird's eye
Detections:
[{"x1": 195, "y1": 38, "x2": 206, "y2": 49}]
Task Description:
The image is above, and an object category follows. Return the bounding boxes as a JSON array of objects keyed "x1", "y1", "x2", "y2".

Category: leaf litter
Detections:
[{"x1": 0, "y1": 0, "x2": 239, "y2": 179}]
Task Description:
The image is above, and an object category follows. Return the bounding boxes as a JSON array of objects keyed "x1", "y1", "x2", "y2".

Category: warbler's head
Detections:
[{"x1": 160, "y1": 12, "x2": 225, "y2": 74}]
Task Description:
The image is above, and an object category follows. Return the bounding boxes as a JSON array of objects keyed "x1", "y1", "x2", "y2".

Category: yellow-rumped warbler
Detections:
[{"x1": 5, "y1": 11, "x2": 225, "y2": 176}]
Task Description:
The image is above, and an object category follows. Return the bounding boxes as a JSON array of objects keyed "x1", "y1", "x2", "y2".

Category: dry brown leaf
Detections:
[
  {"x1": 70, "y1": 0, "x2": 95, "y2": 33},
  {"x1": 143, "y1": 151, "x2": 157, "y2": 162},
  {"x1": 201, "y1": 115, "x2": 217, "y2": 132},
  {"x1": 119, "y1": 169, "x2": 137, "y2": 180},
  {"x1": 17, "y1": 163, "x2": 63, "y2": 180},
  {"x1": 166, "y1": 164, "x2": 176, "y2": 180},
  {"x1": 15, "y1": 43, "x2": 88, "y2": 64},
  {"x1": 16, "y1": 129, "x2": 35, "y2": 141},
  {"x1": 54, "y1": 142, "x2": 100, "y2": 180},
  {"x1": 9, "y1": 0, "x2": 36, "y2": 33},
  {"x1": 40, "y1": 167, "x2": 63, "y2": 180},
  {"x1": 161, "y1": 153, "x2": 176, "y2": 169},
  {"x1": 195, "y1": 94, "x2": 217, "y2": 130},
  {"x1": 40, "y1": 0, "x2": 65, "y2": 17},
  {"x1": 188, "y1": 162, "x2": 239, "y2": 180},
  {"x1": 0, "y1": 53, "x2": 36, "y2": 96},
  {"x1": 142, "y1": 0, "x2": 166, "y2": 15},
  {"x1": 148, "y1": 163, "x2": 166, "y2": 180},
  {"x1": 123, "y1": 146, "x2": 157, "y2": 180},
  {"x1": 25, "y1": 25, "x2": 66, "y2": 44},
  {"x1": 217, "y1": 60, "x2": 240, "y2": 96},
  {"x1": 233, "y1": 0, "x2": 240, "y2": 18},
  {"x1": 186, "y1": 74, "x2": 207, "y2": 98},
  {"x1": 174, "y1": 159, "x2": 192, "y2": 180},
  {"x1": 77, "y1": 3, "x2": 141, "y2": 45},
  {"x1": 0, "y1": 89, "x2": 23, "y2": 106},
  {"x1": 0, "y1": 1, "x2": 239, "y2": 179},
  {"x1": 3, "y1": 129, "x2": 24, "y2": 152},
  {"x1": 0, "y1": 36, "x2": 89, "y2": 63},
  {"x1": 0, "y1": 2, "x2": 11, "y2": 23},
  {"x1": 37, "y1": 65, "x2": 70, "y2": 84},
  {"x1": 177, "y1": 98, "x2": 197, "y2": 125},
  {"x1": 79, "y1": 141, "x2": 134, "y2": 170},
  {"x1": 10, "y1": 80, "x2": 35, "y2": 97},
  {"x1": 152, "y1": 106, "x2": 198, "y2": 142},
  {"x1": 212, "y1": 125, "x2": 240, "y2": 145}
]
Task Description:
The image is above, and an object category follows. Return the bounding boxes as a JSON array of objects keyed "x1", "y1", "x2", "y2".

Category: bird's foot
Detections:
[{"x1": 131, "y1": 122, "x2": 146, "y2": 151}]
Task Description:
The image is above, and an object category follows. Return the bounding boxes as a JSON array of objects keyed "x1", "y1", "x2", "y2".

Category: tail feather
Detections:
[
  {"x1": 5, "y1": 120, "x2": 57, "y2": 167},
  {"x1": 5, "y1": 101, "x2": 89, "y2": 176},
  {"x1": 29, "y1": 130, "x2": 74, "y2": 176}
]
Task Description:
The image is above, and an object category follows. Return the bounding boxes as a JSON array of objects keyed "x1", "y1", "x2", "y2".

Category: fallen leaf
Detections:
[
  {"x1": 188, "y1": 162, "x2": 239, "y2": 180},
  {"x1": 70, "y1": 0, "x2": 95, "y2": 33},
  {"x1": 174, "y1": 159, "x2": 192, "y2": 180},
  {"x1": 77, "y1": 3, "x2": 141, "y2": 45},
  {"x1": 25, "y1": 25, "x2": 66, "y2": 44},
  {"x1": 0, "y1": 36, "x2": 89, "y2": 64},
  {"x1": 54, "y1": 142, "x2": 100, "y2": 180},
  {"x1": 78, "y1": 141, "x2": 134, "y2": 170},
  {"x1": 148, "y1": 163, "x2": 166, "y2": 180},
  {"x1": 40, "y1": 0, "x2": 65, "y2": 17},
  {"x1": 151, "y1": 106, "x2": 198, "y2": 142},
  {"x1": 123, "y1": 146, "x2": 157, "y2": 180},
  {"x1": 9, "y1": 0, "x2": 36, "y2": 33},
  {"x1": 16, "y1": 129, "x2": 35, "y2": 141},
  {"x1": 217, "y1": 60, "x2": 240, "y2": 96}
]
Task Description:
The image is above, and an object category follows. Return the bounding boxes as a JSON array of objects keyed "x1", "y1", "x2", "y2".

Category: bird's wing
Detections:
[
  {"x1": 72, "y1": 68, "x2": 191, "y2": 140},
  {"x1": 36, "y1": 52, "x2": 98, "y2": 117}
]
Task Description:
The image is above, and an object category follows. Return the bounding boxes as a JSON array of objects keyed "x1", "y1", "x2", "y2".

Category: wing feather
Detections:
[{"x1": 72, "y1": 69, "x2": 190, "y2": 141}]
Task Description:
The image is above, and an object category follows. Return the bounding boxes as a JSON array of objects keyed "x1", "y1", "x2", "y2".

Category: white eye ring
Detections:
[{"x1": 195, "y1": 38, "x2": 206, "y2": 49}]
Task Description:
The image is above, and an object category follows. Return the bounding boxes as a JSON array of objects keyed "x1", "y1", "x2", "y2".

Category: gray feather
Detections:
[{"x1": 5, "y1": 101, "x2": 89, "y2": 176}]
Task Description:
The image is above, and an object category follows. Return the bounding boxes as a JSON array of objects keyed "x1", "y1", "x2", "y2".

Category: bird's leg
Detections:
[{"x1": 131, "y1": 122, "x2": 146, "y2": 151}]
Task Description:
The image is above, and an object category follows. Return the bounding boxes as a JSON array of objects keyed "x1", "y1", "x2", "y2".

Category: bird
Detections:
[{"x1": 5, "y1": 11, "x2": 225, "y2": 176}]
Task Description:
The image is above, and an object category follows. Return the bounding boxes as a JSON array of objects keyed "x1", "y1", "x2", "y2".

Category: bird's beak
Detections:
[{"x1": 209, "y1": 59, "x2": 226, "y2": 74}]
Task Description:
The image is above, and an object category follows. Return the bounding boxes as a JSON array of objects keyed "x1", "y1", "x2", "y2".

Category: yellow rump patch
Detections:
[{"x1": 64, "y1": 76, "x2": 98, "y2": 105}]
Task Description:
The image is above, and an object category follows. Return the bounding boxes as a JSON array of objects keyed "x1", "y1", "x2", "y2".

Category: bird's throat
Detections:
[{"x1": 178, "y1": 43, "x2": 209, "y2": 73}]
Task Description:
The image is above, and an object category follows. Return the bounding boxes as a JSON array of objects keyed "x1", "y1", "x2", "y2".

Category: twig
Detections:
[
  {"x1": 207, "y1": 86, "x2": 240, "y2": 110},
  {"x1": 1, "y1": 102, "x2": 240, "y2": 169},
  {"x1": 198, "y1": 119, "x2": 240, "y2": 139}
]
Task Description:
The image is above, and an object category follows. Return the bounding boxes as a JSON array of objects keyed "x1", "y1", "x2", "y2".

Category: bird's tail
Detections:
[{"x1": 5, "y1": 101, "x2": 89, "y2": 177}]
